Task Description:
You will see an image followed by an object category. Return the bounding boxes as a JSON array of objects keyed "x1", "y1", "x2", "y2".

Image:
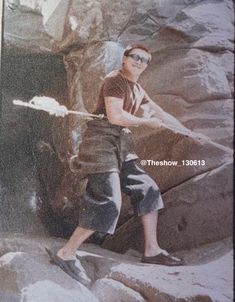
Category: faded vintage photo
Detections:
[{"x1": 0, "y1": 0, "x2": 233, "y2": 301}]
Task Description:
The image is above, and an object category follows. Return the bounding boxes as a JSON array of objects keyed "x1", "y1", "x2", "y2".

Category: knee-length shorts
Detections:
[{"x1": 78, "y1": 160, "x2": 164, "y2": 234}]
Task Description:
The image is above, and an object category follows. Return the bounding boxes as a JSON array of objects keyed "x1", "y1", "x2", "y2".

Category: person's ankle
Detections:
[
  {"x1": 57, "y1": 249, "x2": 76, "y2": 260},
  {"x1": 144, "y1": 247, "x2": 168, "y2": 257}
]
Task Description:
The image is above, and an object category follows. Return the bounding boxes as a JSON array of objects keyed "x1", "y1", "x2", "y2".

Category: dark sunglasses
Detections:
[{"x1": 127, "y1": 53, "x2": 149, "y2": 64}]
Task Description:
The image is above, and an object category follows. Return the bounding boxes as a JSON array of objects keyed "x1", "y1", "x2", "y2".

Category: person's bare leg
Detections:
[
  {"x1": 57, "y1": 226, "x2": 94, "y2": 260},
  {"x1": 141, "y1": 210, "x2": 168, "y2": 257}
]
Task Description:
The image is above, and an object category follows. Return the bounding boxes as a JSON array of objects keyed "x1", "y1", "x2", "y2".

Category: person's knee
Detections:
[
  {"x1": 140, "y1": 176, "x2": 160, "y2": 198},
  {"x1": 136, "y1": 179, "x2": 161, "y2": 209},
  {"x1": 148, "y1": 180, "x2": 160, "y2": 196}
]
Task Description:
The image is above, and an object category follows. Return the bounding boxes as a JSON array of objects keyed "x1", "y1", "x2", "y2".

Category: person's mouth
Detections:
[{"x1": 132, "y1": 64, "x2": 142, "y2": 69}]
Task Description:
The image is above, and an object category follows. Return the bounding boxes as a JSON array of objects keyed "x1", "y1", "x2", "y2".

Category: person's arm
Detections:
[
  {"x1": 105, "y1": 96, "x2": 206, "y2": 140},
  {"x1": 105, "y1": 96, "x2": 162, "y2": 128},
  {"x1": 148, "y1": 98, "x2": 185, "y2": 127},
  {"x1": 140, "y1": 94, "x2": 193, "y2": 135}
]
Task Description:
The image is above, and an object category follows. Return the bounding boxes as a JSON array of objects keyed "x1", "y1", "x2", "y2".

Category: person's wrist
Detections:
[{"x1": 140, "y1": 118, "x2": 150, "y2": 126}]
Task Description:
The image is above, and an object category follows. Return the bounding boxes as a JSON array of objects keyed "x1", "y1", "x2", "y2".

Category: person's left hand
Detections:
[{"x1": 122, "y1": 128, "x2": 131, "y2": 134}]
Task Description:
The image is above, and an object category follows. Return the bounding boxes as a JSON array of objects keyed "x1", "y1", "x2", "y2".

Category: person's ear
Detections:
[
  {"x1": 123, "y1": 55, "x2": 128, "y2": 64},
  {"x1": 122, "y1": 56, "x2": 126, "y2": 67}
]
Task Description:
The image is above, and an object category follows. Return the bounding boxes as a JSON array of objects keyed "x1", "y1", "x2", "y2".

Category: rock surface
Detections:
[
  {"x1": 102, "y1": 161, "x2": 233, "y2": 253},
  {"x1": 0, "y1": 234, "x2": 233, "y2": 302},
  {"x1": 150, "y1": 0, "x2": 234, "y2": 52},
  {"x1": 3, "y1": 0, "x2": 52, "y2": 53},
  {"x1": 1, "y1": 0, "x2": 234, "y2": 252},
  {"x1": 0, "y1": 53, "x2": 69, "y2": 237}
]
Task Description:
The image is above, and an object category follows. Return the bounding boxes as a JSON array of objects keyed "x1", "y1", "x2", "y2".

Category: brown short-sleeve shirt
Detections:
[
  {"x1": 93, "y1": 70, "x2": 149, "y2": 116},
  {"x1": 77, "y1": 70, "x2": 150, "y2": 175}
]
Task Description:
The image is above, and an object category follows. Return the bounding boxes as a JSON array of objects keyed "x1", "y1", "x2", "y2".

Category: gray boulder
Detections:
[
  {"x1": 102, "y1": 161, "x2": 233, "y2": 252},
  {"x1": 0, "y1": 234, "x2": 233, "y2": 302}
]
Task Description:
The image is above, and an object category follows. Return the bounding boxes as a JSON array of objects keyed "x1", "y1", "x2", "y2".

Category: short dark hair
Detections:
[{"x1": 123, "y1": 43, "x2": 152, "y2": 63}]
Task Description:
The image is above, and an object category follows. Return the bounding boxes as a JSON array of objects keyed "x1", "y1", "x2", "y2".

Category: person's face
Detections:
[{"x1": 122, "y1": 48, "x2": 150, "y2": 76}]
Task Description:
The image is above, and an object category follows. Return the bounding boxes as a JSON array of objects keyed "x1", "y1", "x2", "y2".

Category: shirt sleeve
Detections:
[
  {"x1": 141, "y1": 95, "x2": 150, "y2": 105},
  {"x1": 141, "y1": 89, "x2": 151, "y2": 105},
  {"x1": 103, "y1": 75, "x2": 126, "y2": 99}
]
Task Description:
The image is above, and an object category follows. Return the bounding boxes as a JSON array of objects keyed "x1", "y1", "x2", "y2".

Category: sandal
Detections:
[
  {"x1": 45, "y1": 247, "x2": 91, "y2": 286},
  {"x1": 141, "y1": 252, "x2": 185, "y2": 266}
]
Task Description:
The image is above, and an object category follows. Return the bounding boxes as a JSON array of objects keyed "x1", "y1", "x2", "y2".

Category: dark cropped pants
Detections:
[{"x1": 78, "y1": 160, "x2": 164, "y2": 234}]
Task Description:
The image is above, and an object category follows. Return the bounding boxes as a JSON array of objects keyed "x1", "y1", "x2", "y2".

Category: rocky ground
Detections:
[{"x1": 0, "y1": 233, "x2": 233, "y2": 302}]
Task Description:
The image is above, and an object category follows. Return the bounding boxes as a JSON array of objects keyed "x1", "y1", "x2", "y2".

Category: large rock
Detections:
[
  {"x1": 0, "y1": 252, "x2": 98, "y2": 302},
  {"x1": 4, "y1": 0, "x2": 234, "y2": 54},
  {"x1": 218, "y1": 50, "x2": 234, "y2": 96},
  {"x1": 2, "y1": 0, "x2": 234, "y2": 250},
  {"x1": 102, "y1": 161, "x2": 233, "y2": 253},
  {"x1": 4, "y1": 0, "x2": 52, "y2": 53},
  {"x1": 110, "y1": 251, "x2": 233, "y2": 302},
  {"x1": 50, "y1": 0, "x2": 189, "y2": 52},
  {"x1": 92, "y1": 278, "x2": 146, "y2": 302},
  {"x1": 131, "y1": 126, "x2": 232, "y2": 192},
  {"x1": 140, "y1": 49, "x2": 232, "y2": 103},
  {"x1": 149, "y1": 0, "x2": 234, "y2": 52},
  {"x1": 0, "y1": 53, "x2": 69, "y2": 236},
  {"x1": 4, "y1": 0, "x2": 72, "y2": 51},
  {"x1": 0, "y1": 161, "x2": 47, "y2": 236},
  {"x1": 64, "y1": 41, "x2": 124, "y2": 114},
  {"x1": 41, "y1": 0, "x2": 69, "y2": 41},
  {"x1": 152, "y1": 96, "x2": 233, "y2": 148},
  {"x1": 0, "y1": 234, "x2": 233, "y2": 302}
]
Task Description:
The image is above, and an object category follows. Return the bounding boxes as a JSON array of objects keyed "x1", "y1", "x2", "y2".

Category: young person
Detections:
[{"x1": 47, "y1": 44, "x2": 188, "y2": 283}]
